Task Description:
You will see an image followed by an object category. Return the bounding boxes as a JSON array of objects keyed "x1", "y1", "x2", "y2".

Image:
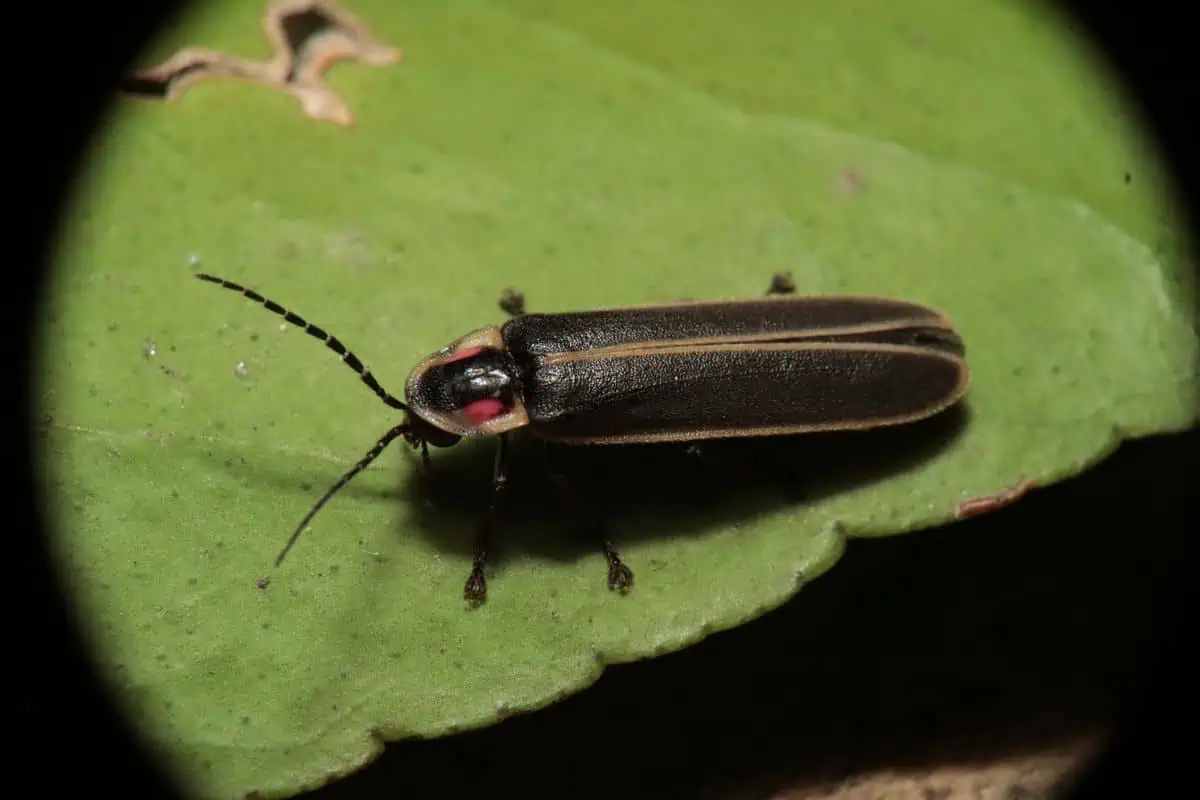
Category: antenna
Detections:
[
  {"x1": 273, "y1": 424, "x2": 410, "y2": 567},
  {"x1": 195, "y1": 273, "x2": 407, "y2": 410},
  {"x1": 197, "y1": 272, "x2": 422, "y2": 569}
]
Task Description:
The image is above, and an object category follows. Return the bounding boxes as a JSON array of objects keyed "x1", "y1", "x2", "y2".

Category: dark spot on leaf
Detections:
[
  {"x1": 390, "y1": 652, "x2": 402, "y2": 660},
  {"x1": 250, "y1": 332, "x2": 260, "y2": 341},
  {"x1": 107, "y1": 322, "x2": 119, "y2": 332},
  {"x1": 187, "y1": 577, "x2": 198, "y2": 586},
  {"x1": 261, "y1": 622, "x2": 271, "y2": 630},
  {"x1": 409, "y1": 163, "x2": 426, "y2": 175},
  {"x1": 224, "y1": 458, "x2": 234, "y2": 469},
  {"x1": 329, "y1": 564, "x2": 340, "y2": 574},
  {"x1": 1050, "y1": 364, "x2": 1061, "y2": 375},
  {"x1": 837, "y1": 168, "x2": 868, "y2": 195},
  {"x1": 331, "y1": 704, "x2": 338, "y2": 711},
  {"x1": 340, "y1": 671, "x2": 349, "y2": 680},
  {"x1": 648, "y1": 558, "x2": 667, "y2": 570},
  {"x1": 1124, "y1": 171, "x2": 1132, "y2": 184},
  {"x1": 240, "y1": 716, "x2": 250, "y2": 725},
  {"x1": 301, "y1": 481, "x2": 313, "y2": 492},
  {"x1": 155, "y1": 653, "x2": 167, "y2": 662}
]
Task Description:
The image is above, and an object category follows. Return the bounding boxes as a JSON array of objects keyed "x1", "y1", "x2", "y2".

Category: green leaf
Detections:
[{"x1": 41, "y1": 0, "x2": 1196, "y2": 797}]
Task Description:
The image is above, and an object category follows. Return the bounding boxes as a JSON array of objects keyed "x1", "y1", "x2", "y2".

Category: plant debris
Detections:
[{"x1": 118, "y1": 0, "x2": 402, "y2": 125}]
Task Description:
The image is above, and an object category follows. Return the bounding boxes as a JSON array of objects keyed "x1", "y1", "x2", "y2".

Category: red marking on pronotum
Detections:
[
  {"x1": 463, "y1": 397, "x2": 507, "y2": 425},
  {"x1": 446, "y1": 346, "x2": 484, "y2": 364},
  {"x1": 955, "y1": 477, "x2": 1036, "y2": 520}
]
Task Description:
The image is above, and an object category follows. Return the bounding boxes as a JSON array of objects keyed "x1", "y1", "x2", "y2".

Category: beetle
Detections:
[{"x1": 196, "y1": 271, "x2": 969, "y2": 606}]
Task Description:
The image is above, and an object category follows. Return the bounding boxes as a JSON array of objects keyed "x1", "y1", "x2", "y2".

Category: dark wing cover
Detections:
[
  {"x1": 524, "y1": 343, "x2": 967, "y2": 443},
  {"x1": 501, "y1": 296, "x2": 953, "y2": 361}
]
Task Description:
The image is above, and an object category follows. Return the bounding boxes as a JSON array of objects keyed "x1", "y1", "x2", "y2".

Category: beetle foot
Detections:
[
  {"x1": 607, "y1": 557, "x2": 634, "y2": 594},
  {"x1": 464, "y1": 567, "x2": 488, "y2": 607},
  {"x1": 767, "y1": 272, "x2": 795, "y2": 295},
  {"x1": 498, "y1": 288, "x2": 526, "y2": 316}
]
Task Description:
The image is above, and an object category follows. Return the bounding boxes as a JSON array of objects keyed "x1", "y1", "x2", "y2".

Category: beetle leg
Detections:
[
  {"x1": 543, "y1": 444, "x2": 634, "y2": 594},
  {"x1": 767, "y1": 271, "x2": 796, "y2": 295},
  {"x1": 464, "y1": 433, "x2": 510, "y2": 606},
  {"x1": 498, "y1": 288, "x2": 526, "y2": 317}
]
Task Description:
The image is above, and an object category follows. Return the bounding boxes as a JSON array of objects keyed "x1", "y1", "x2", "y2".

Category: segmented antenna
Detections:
[
  {"x1": 198, "y1": 272, "x2": 421, "y2": 569},
  {"x1": 195, "y1": 273, "x2": 406, "y2": 410},
  {"x1": 274, "y1": 424, "x2": 410, "y2": 567}
]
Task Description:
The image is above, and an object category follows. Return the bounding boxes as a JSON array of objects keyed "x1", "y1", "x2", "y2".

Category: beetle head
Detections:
[
  {"x1": 404, "y1": 326, "x2": 531, "y2": 440},
  {"x1": 402, "y1": 411, "x2": 461, "y2": 449}
]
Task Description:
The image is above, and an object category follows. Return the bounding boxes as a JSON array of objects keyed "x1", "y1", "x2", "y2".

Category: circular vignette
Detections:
[
  {"x1": 18, "y1": 0, "x2": 192, "y2": 795},
  {"x1": 1054, "y1": 2, "x2": 1199, "y2": 797},
  {"x1": 14, "y1": 2, "x2": 1196, "y2": 799}
]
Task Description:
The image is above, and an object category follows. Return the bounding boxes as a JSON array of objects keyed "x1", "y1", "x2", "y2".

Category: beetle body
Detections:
[
  {"x1": 406, "y1": 296, "x2": 967, "y2": 446},
  {"x1": 197, "y1": 272, "x2": 969, "y2": 606}
]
